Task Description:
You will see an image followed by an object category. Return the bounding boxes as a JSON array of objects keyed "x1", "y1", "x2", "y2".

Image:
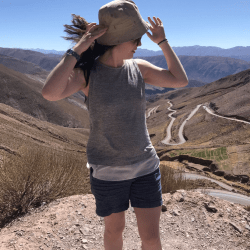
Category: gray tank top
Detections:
[{"x1": 85, "y1": 58, "x2": 159, "y2": 180}]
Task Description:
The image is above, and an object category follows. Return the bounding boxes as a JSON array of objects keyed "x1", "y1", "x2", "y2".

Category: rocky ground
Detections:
[{"x1": 0, "y1": 189, "x2": 249, "y2": 250}]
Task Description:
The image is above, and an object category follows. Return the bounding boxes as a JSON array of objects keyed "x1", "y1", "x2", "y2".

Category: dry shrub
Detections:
[
  {"x1": 160, "y1": 161, "x2": 188, "y2": 193},
  {"x1": 0, "y1": 145, "x2": 90, "y2": 228},
  {"x1": 159, "y1": 161, "x2": 209, "y2": 195}
]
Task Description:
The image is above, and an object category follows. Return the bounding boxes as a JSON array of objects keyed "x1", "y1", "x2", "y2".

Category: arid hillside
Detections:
[
  {"x1": 0, "y1": 54, "x2": 49, "y2": 78},
  {"x1": 146, "y1": 68, "x2": 250, "y2": 190},
  {"x1": 0, "y1": 51, "x2": 250, "y2": 250},
  {"x1": 136, "y1": 55, "x2": 250, "y2": 84},
  {"x1": 0, "y1": 64, "x2": 89, "y2": 128},
  {"x1": 0, "y1": 102, "x2": 89, "y2": 167},
  {"x1": 0, "y1": 48, "x2": 61, "y2": 71},
  {"x1": 0, "y1": 56, "x2": 249, "y2": 195}
]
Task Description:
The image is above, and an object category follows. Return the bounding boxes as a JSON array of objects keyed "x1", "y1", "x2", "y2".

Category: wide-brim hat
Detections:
[{"x1": 96, "y1": 0, "x2": 150, "y2": 46}]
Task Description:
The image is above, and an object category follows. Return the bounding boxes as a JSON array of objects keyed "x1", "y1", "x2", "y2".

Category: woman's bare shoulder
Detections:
[{"x1": 133, "y1": 58, "x2": 147, "y2": 78}]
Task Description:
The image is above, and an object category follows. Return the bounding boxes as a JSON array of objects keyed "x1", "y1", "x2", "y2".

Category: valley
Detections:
[
  {"x1": 145, "y1": 68, "x2": 250, "y2": 197},
  {"x1": 0, "y1": 47, "x2": 250, "y2": 200}
]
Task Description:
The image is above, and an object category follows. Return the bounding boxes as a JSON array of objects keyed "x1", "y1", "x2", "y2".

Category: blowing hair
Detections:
[{"x1": 61, "y1": 14, "x2": 116, "y2": 86}]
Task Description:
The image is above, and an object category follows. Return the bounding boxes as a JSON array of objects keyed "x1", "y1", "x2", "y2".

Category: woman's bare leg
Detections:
[
  {"x1": 134, "y1": 206, "x2": 162, "y2": 250},
  {"x1": 104, "y1": 211, "x2": 126, "y2": 250}
]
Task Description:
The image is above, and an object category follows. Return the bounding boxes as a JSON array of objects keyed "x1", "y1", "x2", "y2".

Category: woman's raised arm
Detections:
[
  {"x1": 145, "y1": 16, "x2": 188, "y2": 87},
  {"x1": 42, "y1": 54, "x2": 81, "y2": 101},
  {"x1": 41, "y1": 23, "x2": 108, "y2": 101}
]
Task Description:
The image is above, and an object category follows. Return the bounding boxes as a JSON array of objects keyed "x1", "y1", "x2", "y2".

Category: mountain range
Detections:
[
  {"x1": 1, "y1": 47, "x2": 250, "y2": 94},
  {"x1": 27, "y1": 45, "x2": 250, "y2": 62},
  {"x1": 0, "y1": 46, "x2": 249, "y2": 198}
]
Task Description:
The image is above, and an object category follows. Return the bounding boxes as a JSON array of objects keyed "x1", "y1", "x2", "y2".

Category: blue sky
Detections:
[{"x1": 0, "y1": 0, "x2": 249, "y2": 51}]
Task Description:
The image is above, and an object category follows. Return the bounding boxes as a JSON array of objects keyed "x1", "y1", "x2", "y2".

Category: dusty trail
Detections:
[
  {"x1": 146, "y1": 105, "x2": 160, "y2": 118},
  {"x1": 160, "y1": 101, "x2": 250, "y2": 145}
]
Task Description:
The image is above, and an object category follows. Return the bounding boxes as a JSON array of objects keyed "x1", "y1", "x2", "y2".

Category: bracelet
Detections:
[
  {"x1": 158, "y1": 38, "x2": 168, "y2": 46},
  {"x1": 66, "y1": 49, "x2": 81, "y2": 62}
]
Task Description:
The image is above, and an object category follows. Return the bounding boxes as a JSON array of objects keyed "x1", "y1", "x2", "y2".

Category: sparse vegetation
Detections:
[
  {"x1": 169, "y1": 147, "x2": 229, "y2": 170},
  {"x1": 0, "y1": 145, "x2": 90, "y2": 228},
  {"x1": 159, "y1": 161, "x2": 209, "y2": 196},
  {"x1": 0, "y1": 145, "x2": 249, "y2": 229},
  {"x1": 159, "y1": 162, "x2": 250, "y2": 212},
  {"x1": 169, "y1": 147, "x2": 228, "y2": 162}
]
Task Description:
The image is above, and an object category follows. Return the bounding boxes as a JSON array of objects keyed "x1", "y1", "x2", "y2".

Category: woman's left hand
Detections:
[{"x1": 146, "y1": 16, "x2": 166, "y2": 44}]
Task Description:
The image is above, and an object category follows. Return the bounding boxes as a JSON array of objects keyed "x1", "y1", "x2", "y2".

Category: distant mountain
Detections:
[
  {"x1": 171, "y1": 45, "x2": 250, "y2": 61},
  {"x1": 27, "y1": 45, "x2": 250, "y2": 62},
  {"x1": 136, "y1": 55, "x2": 250, "y2": 85},
  {"x1": 1, "y1": 47, "x2": 250, "y2": 95},
  {"x1": 162, "y1": 67, "x2": 250, "y2": 120},
  {"x1": 135, "y1": 45, "x2": 250, "y2": 62},
  {"x1": 0, "y1": 47, "x2": 62, "y2": 71},
  {"x1": 0, "y1": 54, "x2": 49, "y2": 78},
  {"x1": 27, "y1": 48, "x2": 66, "y2": 55}
]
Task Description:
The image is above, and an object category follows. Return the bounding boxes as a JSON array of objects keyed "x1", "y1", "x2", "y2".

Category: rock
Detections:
[
  {"x1": 161, "y1": 204, "x2": 167, "y2": 212},
  {"x1": 204, "y1": 202, "x2": 218, "y2": 213},
  {"x1": 160, "y1": 154, "x2": 170, "y2": 161},
  {"x1": 172, "y1": 192, "x2": 185, "y2": 202},
  {"x1": 224, "y1": 173, "x2": 238, "y2": 181},
  {"x1": 229, "y1": 222, "x2": 242, "y2": 234},
  {"x1": 171, "y1": 209, "x2": 180, "y2": 216},
  {"x1": 213, "y1": 170, "x2": 225, "y2": 176},
  {"x1": 245, "y1": 224, "x2": 250, "y2": 231},
  {"x1": 237, "y1": 175, "x2": 249, "y2": 183},
  {"x1": 203, "y1": 167, "x2": 211, "y2": 172},
  {"x1": 209, "y1": 163, "x2": 219, "y2": 171},
  {"x1": 15, "y1": 230, "x2": 25, "y2": 236},
  {"x1": 82, "y1": 239, "x2": 88, "y2": 244}
]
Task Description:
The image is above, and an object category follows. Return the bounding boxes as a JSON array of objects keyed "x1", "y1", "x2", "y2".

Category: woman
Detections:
[{"x1": 42, "y1": 0, "x2": 188, "y2": 249}]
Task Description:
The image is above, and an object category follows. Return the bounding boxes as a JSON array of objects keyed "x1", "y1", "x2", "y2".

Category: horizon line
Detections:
[{"x1": 1, "y1": 45, "x2": 249, "y2": 52}]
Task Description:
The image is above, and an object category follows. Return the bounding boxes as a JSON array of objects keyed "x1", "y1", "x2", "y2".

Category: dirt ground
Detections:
[{"x1": 0, "y1": 189, "x2": 249, "y2": 250}]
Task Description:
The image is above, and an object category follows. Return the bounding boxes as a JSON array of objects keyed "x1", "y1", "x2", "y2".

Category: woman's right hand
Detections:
[{"x1": 73, "y1": 23, "x2": 108, "y2": 54}]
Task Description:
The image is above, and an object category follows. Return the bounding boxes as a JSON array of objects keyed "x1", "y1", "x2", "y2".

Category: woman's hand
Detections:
[
  {"x1": 73, "y1": 23, "x2": 108, "y2": 54},
  {"x1": 146, "y1": 16, "x2": 166, "y2": 44}
]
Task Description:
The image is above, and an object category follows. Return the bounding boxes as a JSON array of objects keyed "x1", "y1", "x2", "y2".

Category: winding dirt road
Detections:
[
  {"x1": 146, "y1": 105, "x2": 160, "y2": 118},
  {"x1": 146, "y1": 102, "x2": 250, "y2": 206},
  {"x1": 160, "y1": 101, "x2": 250, "y2": 145}
]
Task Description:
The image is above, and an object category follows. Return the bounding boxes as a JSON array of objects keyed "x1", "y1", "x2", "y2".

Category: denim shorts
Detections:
[{"x1": 89, "y1": 167, "x2": 163, "y2": 217}]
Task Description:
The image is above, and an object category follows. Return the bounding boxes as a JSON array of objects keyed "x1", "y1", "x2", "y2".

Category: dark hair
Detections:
[{"x1": 61, "y1": 14, "x2": 116, "y2": 86}]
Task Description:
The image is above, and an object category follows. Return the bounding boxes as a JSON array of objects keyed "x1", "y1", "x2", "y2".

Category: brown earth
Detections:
[
  {"x1": 0, "y1": 49, "x2": 250, "y2": 250},
  {"x1": 146, "y1": 69, "x2": 250, "y2": 181},
  {"x1": 0, "y1": 64, "x2": 89, "y2": 129},
  {"x1": 0, "y1": 190, "x2": 249, "y2": 250}
]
